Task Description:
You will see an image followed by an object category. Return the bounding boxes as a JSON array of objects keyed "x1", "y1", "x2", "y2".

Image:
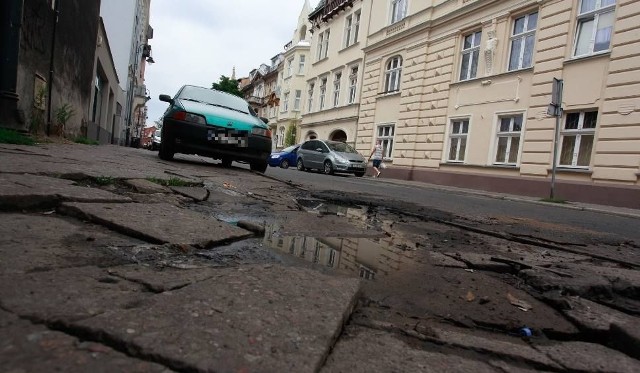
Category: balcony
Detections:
[
  {"x1": 247, "y1": 96, "x2": 266, "y2": 106},
  {"x1": 134, "y1": 84, "x2": 147, "y2": 98},
  {"x1": 313, "y1": 0, "x2": 353, "y2": 23}
]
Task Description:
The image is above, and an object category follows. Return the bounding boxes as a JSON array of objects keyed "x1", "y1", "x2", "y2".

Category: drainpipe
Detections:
[
  {"x1": 0, "y1": 0, "x2": 24, "y2": 128},
  {"x1": 45, "y1": 0, "x2": 59, "y2": 136}
]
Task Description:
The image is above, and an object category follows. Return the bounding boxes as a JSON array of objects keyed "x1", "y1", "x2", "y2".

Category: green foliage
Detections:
[
  {"x1": 146, "y1": 177, "x2": 195, "y2": 187},
  {"x1": 73, "y1": 136, "x2": 99, "y2": 145},
  {"x1": 284, "y1": 123, "x2": 297, "y2": 147},
  {"x1": 0, "y1": 128, "x2": 35, "y2": 145},
  {"x1": 55, "y1": 103, "x2": 75, "y2": 127},
  {"x1": 211, "y1": 75, "x2": 242, "y2": 97},
  {"x1": 94, "y1": 176, "x2": 115, "y2": 186}
]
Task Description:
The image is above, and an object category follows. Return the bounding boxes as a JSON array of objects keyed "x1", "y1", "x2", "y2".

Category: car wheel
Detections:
[
  {"x1": 355, "y1": 172, "x2": 365, "y2": 177},
  {"x1": 158, "y1": 138, "x2": 174, "y2": 161},
  {"x1": 250, "y1": 161, "x2": 268, "y2": 173},
  {"x1": 280, "y1": 159, "x2": 290, "y2": 169},
  {"x1": 297, "y1": 159, "x2": 305, "y2": 171},
  {"x1": 323, "y1": 160, "x2": 334, "y2": 175},
  {"x1": 220, "y1": 157, "x2": 232, "y2": 168}
]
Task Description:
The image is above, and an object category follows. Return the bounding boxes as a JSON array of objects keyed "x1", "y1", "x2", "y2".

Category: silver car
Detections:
[{"x1": 296, "y1": 139, "x2": 367, "y2": 176}]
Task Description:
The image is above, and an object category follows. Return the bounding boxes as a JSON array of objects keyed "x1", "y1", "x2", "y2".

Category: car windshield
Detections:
[
  {"x1": 327, "y1": 142, "x2": 357, "y2": 153},
  {"x1": 178, "y1": 86, "x2": 251, "y2": 115},
  {"x1": 282, "y1": 145, "x2": 298, "y2": 153}
]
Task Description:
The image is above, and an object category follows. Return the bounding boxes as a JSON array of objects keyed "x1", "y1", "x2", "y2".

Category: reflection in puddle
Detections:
[{"x1": 263, "y1": 214, "x2": 419, "y2": 281}]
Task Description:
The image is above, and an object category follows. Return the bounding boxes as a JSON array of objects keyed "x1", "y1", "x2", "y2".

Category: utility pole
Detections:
[
  {"x1": 548, "y1": 78, "x2": 563, "y2": 200},
  {"x1": 46, "y1": 0, "x2": 60, "y2": 136}
]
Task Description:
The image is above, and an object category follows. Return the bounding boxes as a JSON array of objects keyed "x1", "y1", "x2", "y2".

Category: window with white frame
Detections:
[
  {"x1": 348, "y1": 66, "x2": 358, "y2": 104},
  {"x1": 391, "y1": 0, "x2": 407, "y2": 24},
  {"x1": 344, "y1": 10, "x2": 361, "y2": 47},
  {"x1": 282, "y1": 92, "x2": 289, "y2": 112},
  {"x1": 317, "y1": 32, "x2": 325, "y2": 60},
  {"x1": 286, "y1": 57, "x2": 294, "y2": 77},
  {"x1": 294, "y1": 90, "x2": 302, "y2": 111},
  {"x1": 509, "y1": 12, "x2": 538, "y2": 71},
  {"x1": 317, "y1": 30, "x2": 330, "y2": 60},
  {"x1": 460, "y1": 31, "x2": 481, "y2": 81},
  {"x1": 298, "y1": 55, "x2": 306, "y2": 74},
  {"x1": 559, "y1": 111, "x2": 597, "y2": 167},
  {"x1": 319, "y1": 78, "x2": 327, "y2": 110},
  {"x1": 384, "y1": 56, "x2": 402, "y2": 92},
  {"x1": 448, "y1": 119, "x2": 469, "y2": 162},
  {"x1": 307, "y1": 82, "x2": 315, "y2": 112},
  {"x1": 328, "y1": 249, "x2": 336, "y2": 267},
  {"x1": 376, "y1": 124, "x2": 395, "y2": 159},
  {"x1": 494, "y1": 114, "x2": 523, "y2": 165},
  {"x1": 333, "y1": 73, "x2": 342, "y2": 107},
  {"x1": 574, "y1": 0, "x2": 616, "y2": 56}
]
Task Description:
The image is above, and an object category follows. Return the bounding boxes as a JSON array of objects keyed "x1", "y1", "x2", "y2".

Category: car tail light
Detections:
[
  {"x1": 172, "y1": 111, "x2": 206, "y2": 125},
  {"x1": 252, "y1": 127, "x2": 271, "y2": 138}
]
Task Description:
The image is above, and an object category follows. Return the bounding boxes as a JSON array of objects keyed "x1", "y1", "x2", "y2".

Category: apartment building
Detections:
[
  {"x1": 356, "y1": 0, "x2": 639, "y2": 207},
  {"x1": 274, "y1": 1, "x2": 314, "y2": 150},
  {"x1": 301, "y1": 0, "x2": 371, "y2": 145}
]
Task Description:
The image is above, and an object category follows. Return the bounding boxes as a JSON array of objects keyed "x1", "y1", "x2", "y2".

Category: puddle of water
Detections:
[{"x1": 263, "y1": 223, "x2": 420, "y2": 281}]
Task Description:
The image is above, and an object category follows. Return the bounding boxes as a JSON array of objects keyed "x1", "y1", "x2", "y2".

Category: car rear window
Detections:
[{"x1": 179, "y1": 86, "x2": 250, "y2": 115}]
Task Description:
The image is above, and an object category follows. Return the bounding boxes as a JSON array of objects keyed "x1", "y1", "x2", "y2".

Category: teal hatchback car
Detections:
[{"x1": 158, "y1": 85, "x2": 272, "y2": 173}]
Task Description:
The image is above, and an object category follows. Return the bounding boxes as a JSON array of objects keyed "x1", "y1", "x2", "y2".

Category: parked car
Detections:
[
  {"x1": 151, "y1": 130, "x2": 161, "y2": 150},
  {"x1": 296, "y1": 139, "x2": 366, "y2": 176},
  {"x1": 268, "y1": 144, "x2": 300, "y2": 169},
  {"x1": 158, "y1": 85, "x2": 272, "y2": 172}
]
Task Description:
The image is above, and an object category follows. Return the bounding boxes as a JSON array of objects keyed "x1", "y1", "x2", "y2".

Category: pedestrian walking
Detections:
[{"x1": 369, "y1": 140, "x2": 383, "y2": 178}]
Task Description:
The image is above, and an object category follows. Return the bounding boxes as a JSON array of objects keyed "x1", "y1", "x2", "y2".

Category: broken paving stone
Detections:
[
  {"x1": 124, "y1": 179, "x2": 171, "y2": 194},
  {"x1": 428, "y1": 252, "x2": 467, "y2": 268},
  {"x1": 0, "y1": 315, "x2": 170, "y2": 373},
  {"x1": 610, "y1": 321, "x2": 640, "y2": 359},
  {"x1": 58, "y1": 202, "x2": 252, "y2": 247},
  {"x1": 72, "y1": 265, "x2": 360, "y2": 373},
  {"x1": 0, "y1": 266, "x2": 153, "y2": 322},
  {"x1": 107, "y1": 265, "x2": 222, "y2": 293},
  {"x1": 322, "y1": 327, "x2": 497, "y2": 373},
  {"x1": 562, "y1": 296, "x2": 635, "y2": 335},
  {"x1": 444, "y1": 252, "x2": 512, "y2": 273},
  {"x1": 534, "y1": 341, "x2": 640, "y2": 373},
  {"x1": 507, "y1": 292, "x2": 533, "y2": 312},
  {"x1": 0, "y1": 213, "x2": 145, "y2": 274},
  {"x1": 169, "y1": 186, "x2": 208, "y2": 201},
  {"x1": 0, "y1": 173, "x2": 130, "y2": 210}
]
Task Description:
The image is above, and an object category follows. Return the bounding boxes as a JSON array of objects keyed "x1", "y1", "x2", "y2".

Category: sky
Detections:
[{"x1": 145, "y1": 0, "x2": 318, "y2": 125}]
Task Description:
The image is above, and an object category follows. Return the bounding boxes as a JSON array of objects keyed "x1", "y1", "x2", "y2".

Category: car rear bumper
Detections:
[{"x1": 163, "y1": 118, "x2": 271, "y2": 162}]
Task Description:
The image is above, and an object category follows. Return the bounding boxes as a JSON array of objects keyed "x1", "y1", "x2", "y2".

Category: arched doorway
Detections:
[
  {"x1": 305, "y1": 131, "x2": 317, "y2": 140},
  {"x1": 329, "y1": 129, "x2": 347, "y2": 143}
]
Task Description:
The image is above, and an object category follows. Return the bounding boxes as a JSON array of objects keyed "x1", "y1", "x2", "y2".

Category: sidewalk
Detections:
[{"x1": 373, "y1": 174, "x2": 640, "y2": 220}]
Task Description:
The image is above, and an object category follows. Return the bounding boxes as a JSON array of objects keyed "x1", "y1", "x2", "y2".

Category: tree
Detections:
[
  {"x1": 211, "y1": 75, "x2": 242, "y2": 97},
  {"x1": 284, "y1": 123, "x2": 297, "y2": 147}
]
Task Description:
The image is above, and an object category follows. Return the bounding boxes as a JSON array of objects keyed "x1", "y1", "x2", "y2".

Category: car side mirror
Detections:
[
  {"x1": 159, "y1": 94, "x2": 174, "y2": 104},
  {"x1": 260, "y1": 117, "x2": 269, "y2": 124}
]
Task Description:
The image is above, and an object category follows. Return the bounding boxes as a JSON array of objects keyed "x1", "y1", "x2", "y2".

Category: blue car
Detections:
[{"x1": 268, "y1": 144, "x2": 299, "y2": 169}]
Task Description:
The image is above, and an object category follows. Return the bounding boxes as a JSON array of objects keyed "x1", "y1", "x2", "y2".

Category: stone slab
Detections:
[
  {"x1": 0, "y1": 266, "x2": 152, "y2": 322},
  {"x1": 429, "y1": 327, "x2": 561, "y2": 369},
  {"x1": 73, "y1": 265, "x2": 360, "y2": 373},
  {"x1": 0, "y1": 173, "x2": 130, "y2": 210},
  {"x1": 562, "y1": 296, "x2": 636, "y2": 335},
  {"x1": 428, "y1": 251, "x2": 468, "y2": 268},
  {"x1": 107, "y1": 265, "x2": 222, "y2": 293},
  {"x1": 169, "y1": 186, "x2": 209, "y2": 201},
  {"x1": 59, "y1": 202, "x2": 253, "y2": 247},
  {"x1": 322, "y1": 327, "x2": 496, "y2": 373},
  {"x1": 610, "y1": 322, "x2": 640, "y2": 360},
  {"x1": 0, "y1": 312, "x2": 171, "y2": 373},
  {"x1": 124, "y1": 179, "x2": 171, "y2": 194},
  {"x1": 0, "y1": 213, "x2": 144, "y2": 274},
  {"x1": 534, "y1": 341, "x2": 640, "y2": 373}
]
